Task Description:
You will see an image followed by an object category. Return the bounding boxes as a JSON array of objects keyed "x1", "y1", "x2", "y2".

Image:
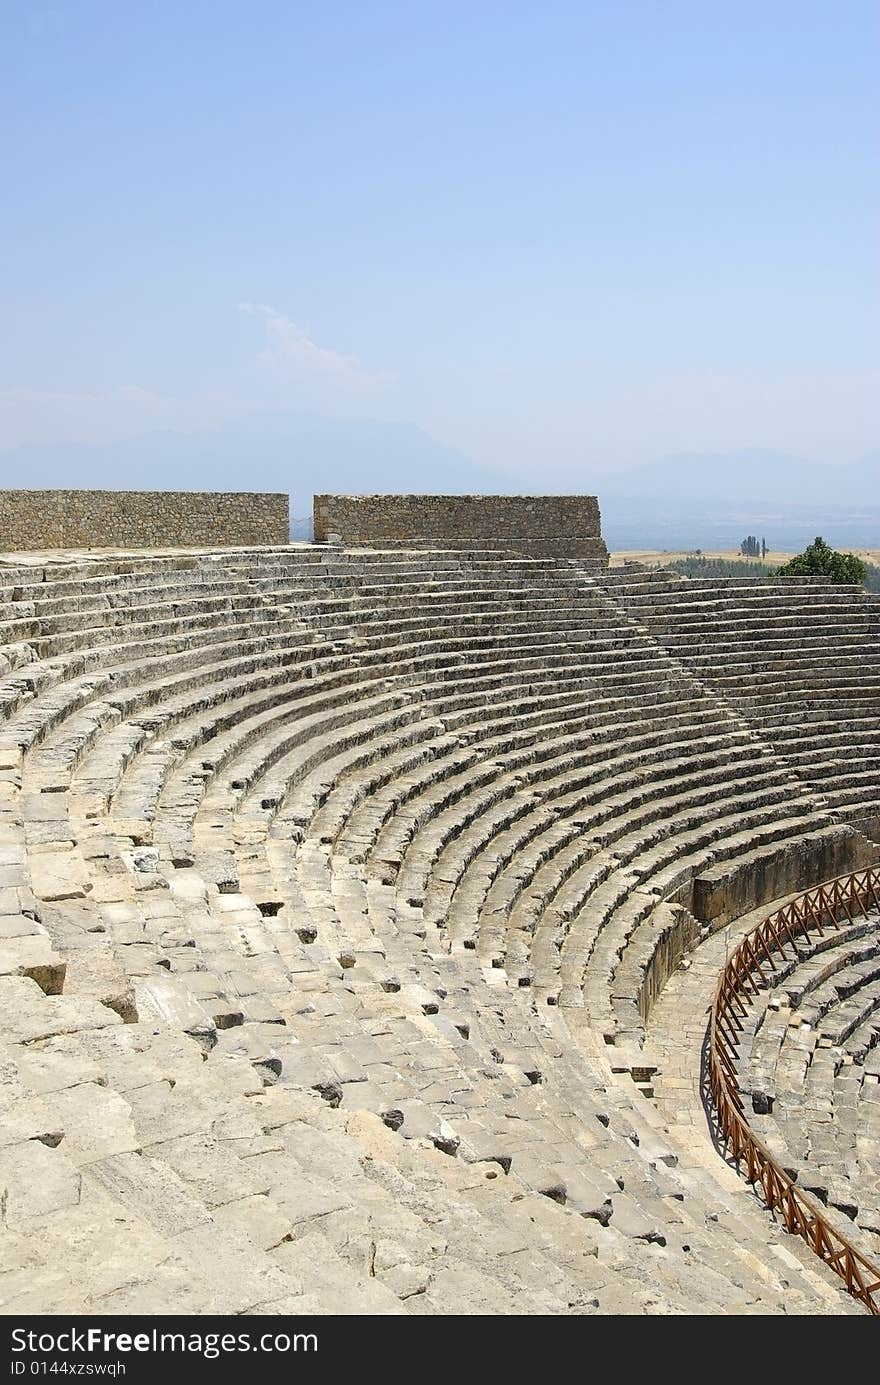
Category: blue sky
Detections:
[{"x1": 1, "y1": 2, "x2": 877, "y2": 488}]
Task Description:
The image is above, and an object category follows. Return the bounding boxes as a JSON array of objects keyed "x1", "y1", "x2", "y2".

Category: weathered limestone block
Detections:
[
  {"x1": 29, "y1": 849, "x2": 92, "y2": 903},
  {"x1": 0, "y1": 1182, "x2": 192, "y2": 1314},
  {"x1": 63, "y1": 950, "x2": 137, "y2": 1022},
  {"x1": 692, "y1": 826, "x2": 880, "y2": 927},
  {"x1": 0, "y1": 1053, "x2": 64, "y2": 1148},
  {"x1": 85, "y1": 1151, "x2": 213, "y2": 1235},
  {"x1": 134, "y1": 978, "x2": 216, "y2": 1049},
  {"x1": 269, "y1": 1230, "x2": 408, "y2": 1314},
  {"x1": 0, "y1": 975, "x2": 122, "y2": 1044},
  {"x1": 0, "y1": 1139, "x2": 82, "y2": 1226},
  {"x1": 0, "y1": 934, "x2": 66, "y2": 994},
  {"x1": 47, "y1": 1084, "x2": 140, "y2": 1165}
]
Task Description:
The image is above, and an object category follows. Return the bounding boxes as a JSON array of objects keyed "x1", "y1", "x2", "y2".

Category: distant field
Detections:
[{"x1": 609, "y1": 548, "x2": 880, "y2": 569}]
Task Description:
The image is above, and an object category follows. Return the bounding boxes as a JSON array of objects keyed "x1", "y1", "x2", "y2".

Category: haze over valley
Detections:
[{"x1": 2, "y1": 421, "x2": 875, "y2": 550}]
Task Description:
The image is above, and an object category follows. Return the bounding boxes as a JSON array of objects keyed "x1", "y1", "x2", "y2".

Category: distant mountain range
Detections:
[
  {"x1": 588, "y1": 451, "x2": 878, "y2": 505},
  {"x1": 587, "y1": 452, "x2": 878, "y2": 551},
  {"x1": 0, "y1": 413, "x2": 514, "y2": 523},
  {"x1": 0, "y1": 422, "x2": 876, "y2": 550}
]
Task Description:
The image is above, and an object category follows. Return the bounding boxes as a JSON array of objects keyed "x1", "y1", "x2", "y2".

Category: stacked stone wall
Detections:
[
  {"x1": 313, "y1": 494, "x2": 609, "y2": 565},
  {"x1": 0, "y1": 490, "x2": 289, "y2": 551}
]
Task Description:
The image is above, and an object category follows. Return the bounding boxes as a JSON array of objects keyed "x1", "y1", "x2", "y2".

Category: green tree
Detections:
[
  {"x1": 864, "y1": 562, "x2": 880, "y2": 594},
  {"x1": 776, "y1": 536, "x2": 867, "y2": 584}
]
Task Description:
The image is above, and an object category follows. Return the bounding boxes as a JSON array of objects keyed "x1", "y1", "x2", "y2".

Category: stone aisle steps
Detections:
[{"x1": 600, "y1": 570, "x2": 880, "y2": 832}]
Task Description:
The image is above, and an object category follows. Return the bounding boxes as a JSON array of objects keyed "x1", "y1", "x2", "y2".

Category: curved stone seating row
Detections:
[
  {"x1": 205, "y1": 573, "x2": 853, "y2": 1091},
  {"x1": 203, "y1": 592, "x2": 837, "y2": 1066},
  {"x1": 600, "y1": 569, "x2": 880, "y2": 833},
  {"x1": 0, "y1": 546, "x2": 873, "y2": 1314},
  {"x1": 68, "y1": 554, "x2": 870, "y2": 1069},
  {"x1": 734, "y1": 906, "x2": 880, "y2": 1267},
  {"x1": 0, "y1": 554, "x2": 870, "y2": 1041}
]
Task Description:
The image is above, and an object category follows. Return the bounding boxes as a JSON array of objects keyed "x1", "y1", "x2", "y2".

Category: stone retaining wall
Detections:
[
  {"x1": 313, "y1": 494, "x2": 609, "y2": 565},
  {"x1": 0, "y1": 491, "x2": 290, "y2": 551},
  {"x1": 690, "y1": 826, "x2": 880, "y2": 929}
]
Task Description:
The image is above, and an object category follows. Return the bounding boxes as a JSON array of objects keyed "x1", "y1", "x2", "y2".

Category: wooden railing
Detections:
[{"x1": 708, "y1": 865, "x2": 880, "y2": 1314}]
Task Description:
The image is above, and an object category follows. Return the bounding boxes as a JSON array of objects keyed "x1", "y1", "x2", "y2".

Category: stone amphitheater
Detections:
[{"x1": 1, "y1": 489, "x2": 879, "y2": 1317}]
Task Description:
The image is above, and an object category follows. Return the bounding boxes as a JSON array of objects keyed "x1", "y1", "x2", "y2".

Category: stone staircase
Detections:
[{"x1": 599, "y1": 567, "x2": 880, "y2": 837}]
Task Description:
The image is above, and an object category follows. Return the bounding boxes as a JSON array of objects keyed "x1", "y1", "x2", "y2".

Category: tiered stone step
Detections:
[
  {"x1": 0, "y1": 545, "x2": 872, "y2": 1315},
  {"x1": 734, "y1": 908, "x2": 880, "y2": 1263},
  {"x1": 600, "y1": 569, "x2": 880, "y2": 832}
]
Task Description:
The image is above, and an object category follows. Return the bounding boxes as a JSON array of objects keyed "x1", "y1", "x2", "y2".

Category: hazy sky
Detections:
[{"x1": 1, "y1": 2, "x2": 877, "y2": 480}]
